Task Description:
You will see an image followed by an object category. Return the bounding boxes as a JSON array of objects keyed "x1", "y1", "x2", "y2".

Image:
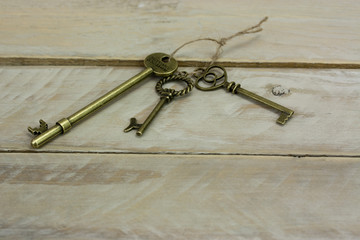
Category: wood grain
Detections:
[
  {"x1": 1, "y1": 66, "x2": 359, "y2": 155},
  {"x1": 2, "y1": 1, "x2": 360, "y2": 239},
  {"x1": 1, "y1": 153, "x2": 359, "y2": 239},
  {"x1": 1, "y1": 0, "x2": 360, "y2": 64}
]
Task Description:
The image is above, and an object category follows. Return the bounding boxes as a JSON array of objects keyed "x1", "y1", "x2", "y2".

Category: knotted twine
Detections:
[{"x1": 170, "y1": 17, "x2": 268, "y2": 70}]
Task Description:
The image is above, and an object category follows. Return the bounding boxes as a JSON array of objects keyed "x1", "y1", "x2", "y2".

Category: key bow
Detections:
[{"x1": 194, "y1": 65, "x2": 227, "y2": 91}]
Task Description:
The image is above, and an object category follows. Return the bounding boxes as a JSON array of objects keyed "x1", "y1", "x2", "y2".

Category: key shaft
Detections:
[
  {"x1": 137, "y1": 97, "x2": 167, "y2": 136},
  {"x1": 69, "y1": 68, "x2": 153, "y2": 125},
  {"x1": 31, "y1": 69, "x2": 153, "y2": 148},
  {"x1": 236, "y1": 87, "x2": 294, "y2": 124}
]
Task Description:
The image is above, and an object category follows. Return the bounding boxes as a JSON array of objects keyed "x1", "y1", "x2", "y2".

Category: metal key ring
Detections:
[
  {"x1": 195, "y1": 65, "x2": 228, "y2": 91},
  {"x1": 156, "y1": 73, "x2": 194, "y2": 97}
]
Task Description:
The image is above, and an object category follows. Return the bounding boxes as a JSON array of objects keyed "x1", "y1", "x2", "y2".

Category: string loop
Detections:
[{"x1": 170, "y1": 16, "x2": 268, "y2": 68}]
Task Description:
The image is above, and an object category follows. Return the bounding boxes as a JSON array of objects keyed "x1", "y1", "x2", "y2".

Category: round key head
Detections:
[
  {"x1": 194, "y1": 65, "x2": 228, "y2": 91},
  {"x1": 144, "y1": 53, "x2": 178, "y2": 77},
  {"x1": 156, "y1": 73, "x2": 193, "y2": 98}
]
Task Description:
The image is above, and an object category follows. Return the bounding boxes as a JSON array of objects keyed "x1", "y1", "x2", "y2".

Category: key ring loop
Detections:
[
  {"x1": 156, "y1": 73, "x2": 194, "y2": 97},
  {"x1": 194, "y1": 65, "x2": 228, "y2": 91}
]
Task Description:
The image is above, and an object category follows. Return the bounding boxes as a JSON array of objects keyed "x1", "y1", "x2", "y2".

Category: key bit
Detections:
[
  {"x1": 277, "y1": 112, "x2": 293, "y2": 125},
  {"x1": 28, "y1": 119, "x2": 48, "y2": 136},
  {"x1": 124, "y1": 118, "x2": 142, "y2": 132},
  {"x1": 195, "y1": 65, "x2": 294, "y2": 125}
]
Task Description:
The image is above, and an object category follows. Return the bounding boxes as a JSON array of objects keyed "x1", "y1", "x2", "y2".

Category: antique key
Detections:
[
  {"x1": 194, "y1": 65, "x2": 294, "y2": 124},
  {"x1": 28, "y1": 53, "x2": 178, "y2": 148},
  {"x1": 124, "y1": 73, "x2": 193, "y2": 136}
]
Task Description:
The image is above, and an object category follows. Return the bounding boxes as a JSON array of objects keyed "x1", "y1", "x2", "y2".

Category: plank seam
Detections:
[
  {"x1": 1, "y1": 150, "x2": 359, "y2": 158},
  {"x1": 1, "y1": 57, "x2": 360, "y2": 69}
]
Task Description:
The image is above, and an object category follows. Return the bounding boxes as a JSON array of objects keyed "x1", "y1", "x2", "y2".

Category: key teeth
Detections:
[
  {"x1": 124, "y1": 118, "x2": 142, "y2": 133},
  {"x1": 28, "y1": 119, "x2": 48, "y2": 135},
  {"x1": 277, "y1": 112, "x2": 294, "y2": 125}
]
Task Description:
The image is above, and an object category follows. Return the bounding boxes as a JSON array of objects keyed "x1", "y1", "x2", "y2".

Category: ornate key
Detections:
[
  {"x1": 194, "y1": 65, "x2": 294, "y2": 124},
  {"x1": 28, "y1": 53, "x2": 178, "y2": 148},
  {"x1": 124, "y1": 73, "x2": 193, "y2": 136}
]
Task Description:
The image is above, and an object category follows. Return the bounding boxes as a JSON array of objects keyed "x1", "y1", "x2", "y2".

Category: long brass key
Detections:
[
  {"x1": 194, "y1": 65, "x2": 294, "y2": 124},
  {"x1": 28, "y1": 53, "x2": 178, "y2": 148},
  {"x1": 124, "y1": 73, "x2": 193, "y2": 136}
]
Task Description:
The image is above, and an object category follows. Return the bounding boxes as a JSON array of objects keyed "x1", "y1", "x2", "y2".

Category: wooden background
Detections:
[{"x1": 1, "y1": 0, "x2": 359, "y2": 239}]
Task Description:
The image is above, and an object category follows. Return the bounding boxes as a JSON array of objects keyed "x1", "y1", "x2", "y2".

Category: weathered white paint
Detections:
[
  {"x1": 0, "y1": 0, "x2": 359, "y2": 64},
  {"x1": 1, "y1": 1, "x2": 360, "y2": 239}
]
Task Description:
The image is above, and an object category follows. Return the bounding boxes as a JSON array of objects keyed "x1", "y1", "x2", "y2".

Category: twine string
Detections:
[{"x1": 170, "y1": 16, "x2": 268, "y2": 68}]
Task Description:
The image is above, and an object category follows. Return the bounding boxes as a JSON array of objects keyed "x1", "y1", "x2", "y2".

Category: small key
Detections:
[
  {"x1": 124, "y1": 73, "x2": 193, "y2": 136},
  {"x1": 194, "y1": 65, "x2": 294, "y2": 124},
  {"x1": 28, "y1": 53, "x2": 178, "y2": 148}
]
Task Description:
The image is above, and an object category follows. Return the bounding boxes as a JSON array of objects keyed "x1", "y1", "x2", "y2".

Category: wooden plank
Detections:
[
  {"x1": 1, "y1": 0, "x2": 360, "y2": 65},
  {"x1": 1, "y1": 153, "x2": 359, "y2": 239},
  {"x1": 1, "y1": 66, "x2": 359, "y2": 155}
]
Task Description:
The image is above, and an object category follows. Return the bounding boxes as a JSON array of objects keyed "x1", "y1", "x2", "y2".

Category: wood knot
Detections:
[{"x1": 272, "y1": 85, "x2": 290, "y2": 96}]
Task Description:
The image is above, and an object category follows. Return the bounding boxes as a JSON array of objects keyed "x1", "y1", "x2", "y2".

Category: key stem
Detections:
[
  {"x1": 69, "y1": 67, "x2": 153, "y2": 125},
  {"x1": 236, "y1": 87, "x2": 294, "y2": 124},
  {"x1": 136, "y1": 98, "x2": 167, "y2": 136}
]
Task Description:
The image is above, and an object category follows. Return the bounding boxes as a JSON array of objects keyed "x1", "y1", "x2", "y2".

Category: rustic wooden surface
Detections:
[{"x1": 1, "y1": 0, "x2": 360, "y2": 239}]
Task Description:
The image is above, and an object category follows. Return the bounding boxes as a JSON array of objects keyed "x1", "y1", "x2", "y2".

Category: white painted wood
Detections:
[
  {"x1": 1, "y1": 66, "x2": 359, "y2": 155},
  {"x1": 1, "y1": 153, "x2": 359, "y2": 239},
  {"x1": 0, "y1": 0, "x2": 359, "y2": 64},
  {"x1": 1, "y1": 2, "x2": 359, "y2": 240}
]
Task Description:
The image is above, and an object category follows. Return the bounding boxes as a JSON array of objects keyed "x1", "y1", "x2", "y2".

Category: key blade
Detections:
[
  {"x1": 28, "y1": 119, "x2": 48, "y2": 136},
  {"x1": 124, "y1": 118, "x2": 142, "y2": 132},
  {"x1": 236, "y1": 87, "x2": 294, "y2": 125}
]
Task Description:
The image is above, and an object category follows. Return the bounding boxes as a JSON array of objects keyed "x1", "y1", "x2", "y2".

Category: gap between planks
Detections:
[
  {"x1": 1, "y1": 149, "x2": 360, "y2": 159},
  {"x1": 1, "y1": 57, "x2": 360, "y2": 69}
]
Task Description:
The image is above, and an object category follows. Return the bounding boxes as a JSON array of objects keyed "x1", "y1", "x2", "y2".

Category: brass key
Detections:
[
  {"x1": 124, "y1": 73, "x2": 193, "y2": 136},
  {"x1": 28, "y1": 53, "x2": 178, "y2": 148},
  {"x1": 194, "y1": 65, "x2": 294, "y2": 124}
]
